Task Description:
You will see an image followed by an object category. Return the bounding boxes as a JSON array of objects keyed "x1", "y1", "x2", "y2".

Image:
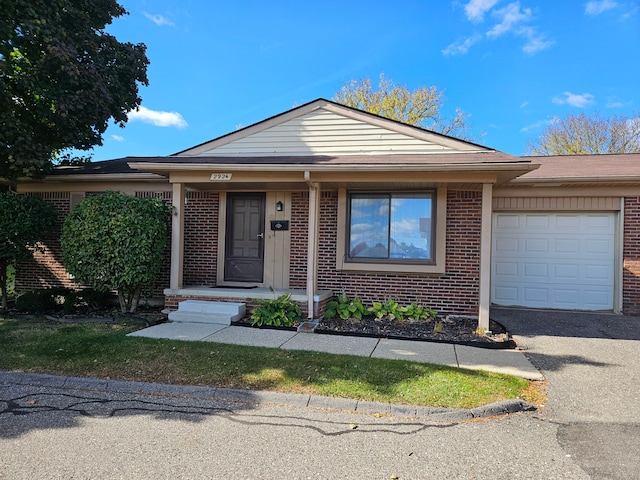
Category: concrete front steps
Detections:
[{"x1": 168, "y1": 300, "x2": 246, "y2": 325}]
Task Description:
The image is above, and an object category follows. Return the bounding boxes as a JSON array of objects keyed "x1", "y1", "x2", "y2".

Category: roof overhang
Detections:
[
  {"x1": 506, "y1": 154, "x2": 640, "y2": 188},
  {"x1": 127, "y1": 158, "x2": 538, "y2": 188}
]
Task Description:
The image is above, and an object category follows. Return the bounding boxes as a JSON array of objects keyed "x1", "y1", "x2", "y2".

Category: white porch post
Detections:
[
  {"x1": 170, "y1": 182, "x2": 185, "y2": 290},
  {"x1": 305, "y1": 172, "x2": 320, "y2": 319},
  {"x1": 478, "y1": 182, "x2": 493, "y2": 331}
]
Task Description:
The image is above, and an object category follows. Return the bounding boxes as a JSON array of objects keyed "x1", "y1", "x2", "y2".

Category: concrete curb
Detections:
[{"x1": 0, "y1": 371, "x2": 536, "y2": 421}]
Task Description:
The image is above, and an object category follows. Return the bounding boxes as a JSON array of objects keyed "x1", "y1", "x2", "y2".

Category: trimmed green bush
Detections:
[
  {"x1": 61, "y1": 191, "x2": 172, "y2": 313},
  {"x1": 15, "y1": 287, "x2": 72, "y2": 313},
  {"x1": 250, "y1": 293, "x2": 302, "y2": 327},
  {"x1": 324, "y1": 295, "x2": 437, "y2": 322},
  {"x1": 62, "y1": 289, "x2": 115, "y2": 314},
  {"x1": 324, "y1": 294, "x2": 368, "y2": 320}
]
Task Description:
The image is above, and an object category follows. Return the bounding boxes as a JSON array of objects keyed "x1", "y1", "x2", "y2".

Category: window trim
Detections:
[{"x1": 336, "y1": 187, "x2": 447, "y2": 274}]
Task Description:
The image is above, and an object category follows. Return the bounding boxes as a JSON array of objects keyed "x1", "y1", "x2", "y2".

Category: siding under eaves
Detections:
[{"x1": 195, "y1": 109, "x2": 459, "y2": 157}]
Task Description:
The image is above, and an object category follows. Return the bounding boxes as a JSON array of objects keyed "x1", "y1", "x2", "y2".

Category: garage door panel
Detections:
[
  {"x1": 554, "y1": 264, "x2": 579, "y2": 280},
  {"x1": 494, "y1": 286, "x2": 518, "y2": 303},
  {"x1": 524, "y1": 215, "x2": 549, "y2": 228},
  {"x1": 554, "y1": 289, "x2": 580, "y2": 307},
  {"x1": 584, "y1": 264, "x2": 613, "y2": 282},
  {"x1": 554, "y1": 238, "x2": 580, "y2": 253},
  {"x1": 495, "y1": 237, "x2": 519, "y2": 252},
  {"x1": 524, "y1": 238, "x2": 549, "y2": 252},
  {"x1": 495, "y1": 214, "x2": 520, "y2": 229},
  {"x1": 584, "y1": 290, "x2": 612, "y2": 309},
  {"x1": 523, "y1": 288, "x2": 549, "y2": 303},
  {"x1": 586, "y1": 239, "x2": 613, "y2": 255},
  {"x1": 555, "y1": 215, "x2": 580, "y2": 228},
  {"x1": 492, "y1": 212, "x2": 615, "y2": 310},
  {"x1": 495, "y1": 261, "x2": 518, "y2": 276},
  {"x1": 523, "y1": 263, "x2": 548, "y2": 278},
  {"x1": 587, "y1": 214, "x2": 614, "y2": 229}
]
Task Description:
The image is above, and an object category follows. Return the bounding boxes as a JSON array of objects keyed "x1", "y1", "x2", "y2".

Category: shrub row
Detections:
[
  {"x1": 15, "y1": 288, "x2": 115, "y2": 314},
  {"x1": 325, "y1": 294, "x2": 437, "y2": 321}
]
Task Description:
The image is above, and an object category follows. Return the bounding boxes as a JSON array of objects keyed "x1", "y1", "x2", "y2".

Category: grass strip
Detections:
[{"x1": 0, "y1": 316, "x2": 533, "y2": 409}]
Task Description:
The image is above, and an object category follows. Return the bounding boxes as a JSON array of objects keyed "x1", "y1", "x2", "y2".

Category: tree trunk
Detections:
[
  {"x1": 117, "y1": 290, "x2": 127, "y2": 314},
  {"x1": 129, "y1": 286, "x2": 142, "y2": 313}
]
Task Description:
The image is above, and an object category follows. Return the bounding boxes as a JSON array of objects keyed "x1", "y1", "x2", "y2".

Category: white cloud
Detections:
[
  {"x1": 487, "y1": 2, "x2": 533, "y2": 38},
  {"x1": 143, "y1": 12, "x2": 175, "y2": 26},
  {"x1": 585, "y1": 0, "x2": 617, "y2": 15},
  {"x1": 464, "y1": 0, "x2": 499, "y2": 22},
  {"x1": 442, "y1": 34, "x2": 482, "y2": 56},
  {"x1": 621, "y1": 5, "x2": 639, "y2": 19},
  {"x1": 111, "y1": 135, "x2": 125, "y2": 142},
  {"x1": 520, "y1": 119, "x2": 552, "y2": 132},
  {"x1": 522, "y1": 30, "x2": 555, "y2": 54},
  {"x1": 605, "y1": 99, "x2": 631, "y2": 108},
  {"x1": 128, "y1": 106, "x2": 188, "y2": 128},
  {"x1": 552, "y1": 91, "x2": 595, "y2": 108},
  {"x1": 445, "y1": 0, "x2": 552, "y2": 56}
]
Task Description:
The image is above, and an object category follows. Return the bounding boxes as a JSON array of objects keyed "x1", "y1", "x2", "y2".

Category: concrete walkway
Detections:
[{"x1": 128, "y1": 322, "x2": 543, "y2": 380}]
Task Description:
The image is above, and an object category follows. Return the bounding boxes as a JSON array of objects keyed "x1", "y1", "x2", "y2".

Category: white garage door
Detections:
[{"x1": 492, "y1": 212, "x2": 616, "y2": 310}]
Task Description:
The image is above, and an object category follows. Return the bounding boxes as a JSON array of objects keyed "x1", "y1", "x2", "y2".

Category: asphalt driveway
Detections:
[{"x1": 491, "y1": 307, "x2": 640, "y2": 479}]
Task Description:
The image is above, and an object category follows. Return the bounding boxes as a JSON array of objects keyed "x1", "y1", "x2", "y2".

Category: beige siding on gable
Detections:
[
  {"x1": 493, "y1": 196, "x2": 620, "y2": 211},
  {"x1": 197, "y1": 110, "x2": 456, "y2": 156}
]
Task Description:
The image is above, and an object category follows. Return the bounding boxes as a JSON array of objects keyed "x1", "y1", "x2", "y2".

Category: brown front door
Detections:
[{"x1": 224, "y1": 193, "x2": 265, "y2": 283}]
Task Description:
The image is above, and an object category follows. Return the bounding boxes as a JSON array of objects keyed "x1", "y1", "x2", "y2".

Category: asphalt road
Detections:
[{"x1": 1, "y1": 307, "x2": 638, "y2": 479}]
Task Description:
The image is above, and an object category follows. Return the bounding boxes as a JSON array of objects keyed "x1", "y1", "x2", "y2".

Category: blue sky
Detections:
[{"x1": 90, "y1": 0, "x2": 640, "y2": 160}]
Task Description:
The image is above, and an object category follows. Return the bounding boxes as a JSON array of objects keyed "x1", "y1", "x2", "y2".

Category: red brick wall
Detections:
[
  {"x1": 183, "y1": 192, "x2": 219, "y2": 287},
  {"x1": 290, "y1": 189, "x2": 483, "y2": 316},
  {"x1": 289, "y1": 191, "x2": 309, "y2": 289},
  {"x1": 623, "y1": 196, "x2": 640, "y2": 315},
  {"x1": 15, "y1": 192, "x2": 74, "y2": 291}
]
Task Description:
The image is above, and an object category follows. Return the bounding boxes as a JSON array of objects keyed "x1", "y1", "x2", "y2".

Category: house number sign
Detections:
[
  {"x1": 270, "y1": 220, "x2": 289, "y2": 231},
  {"x1": 210, "y1": 173, "x2": 232, "y2": 181}
]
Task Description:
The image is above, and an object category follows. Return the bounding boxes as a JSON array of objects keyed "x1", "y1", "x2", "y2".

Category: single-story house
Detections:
[{"x1": 11, "y1": 99, "x2": 640, "y2": 329}]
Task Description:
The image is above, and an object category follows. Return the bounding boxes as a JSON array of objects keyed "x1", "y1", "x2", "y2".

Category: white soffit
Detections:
[{"x1": 184, "y1": 107, "x2": 484, "y2": 157}]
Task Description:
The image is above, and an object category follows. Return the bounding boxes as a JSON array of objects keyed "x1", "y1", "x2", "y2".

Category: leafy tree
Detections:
[
  {"x1": 0, "y1": 192, "x2": 57, "y2": 309},
  {"x1": 0, "y1": 0, "x2": 149, "y2": 183},
  {"x1": 527, "y1": 111, "x2": 640, "y2": 155},
  {"x1": 61, "y1": 191, "x2": 172, "y2": 313},
  {"x1": 333, "y1": 73, "x2": 477, "y2": 141}
]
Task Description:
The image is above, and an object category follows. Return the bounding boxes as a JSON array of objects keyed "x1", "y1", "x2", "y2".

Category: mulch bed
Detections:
[
  {"x1": 315, "y1": 316, "x2": 516, "y2": 349},
  {"x1": 234, "y1": 315, "x2": 517, "y2": 349}
]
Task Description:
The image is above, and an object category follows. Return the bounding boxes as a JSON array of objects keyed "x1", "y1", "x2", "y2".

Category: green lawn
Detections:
[{"x1": 0, "y1": 316, "x2": 538, "y2": 409}]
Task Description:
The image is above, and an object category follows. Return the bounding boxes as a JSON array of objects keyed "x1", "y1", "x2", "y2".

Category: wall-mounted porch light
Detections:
[{"x1": 276, "y1": 201, "x2": 284, "y2": 212}]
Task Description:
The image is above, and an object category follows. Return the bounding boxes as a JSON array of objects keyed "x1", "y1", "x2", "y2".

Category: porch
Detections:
[{"x1": 163, "y1": 286, "x2": 334, "y2": 319}]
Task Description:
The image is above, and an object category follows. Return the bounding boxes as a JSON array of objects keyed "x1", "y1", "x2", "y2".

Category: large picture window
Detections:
[{"x1": 347, "y1": 192, "x2": 435, "y2": 263}]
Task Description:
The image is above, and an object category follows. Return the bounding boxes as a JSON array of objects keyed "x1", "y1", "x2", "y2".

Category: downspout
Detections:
[{"x1": 304, "y1": 171, "x2": 319, "y2": 319}]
